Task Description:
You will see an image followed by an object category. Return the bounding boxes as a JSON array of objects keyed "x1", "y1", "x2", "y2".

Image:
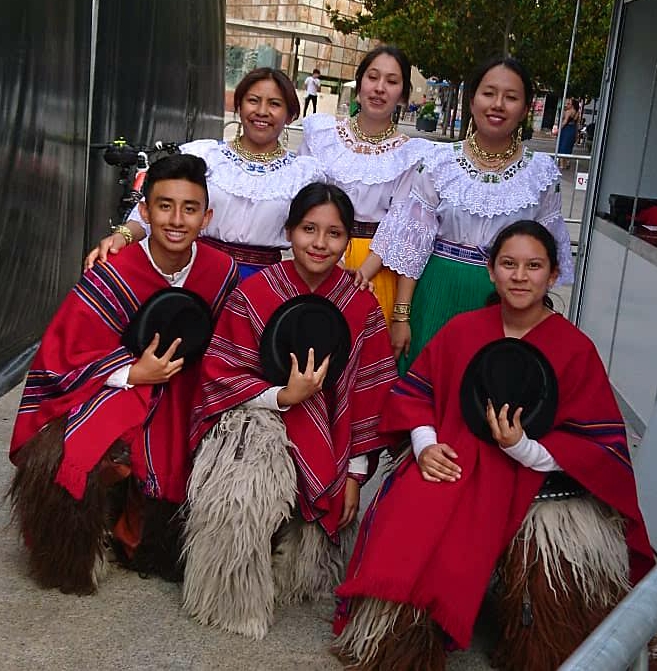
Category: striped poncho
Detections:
[{"x1": 10, "y1": 242, "x2": 238, "y2": 503}]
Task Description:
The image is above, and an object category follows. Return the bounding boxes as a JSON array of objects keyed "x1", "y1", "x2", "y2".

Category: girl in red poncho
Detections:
[
  {"x1": 333, "y1": 220, "x2": 654, "y2": 670},
  {"x1": 183, "y1": 182, "x2": 397, "y2": 639}
]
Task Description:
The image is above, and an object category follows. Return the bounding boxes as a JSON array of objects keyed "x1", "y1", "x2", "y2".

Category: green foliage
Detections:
[
  {"x1": 326, "y1": 0, "x2": 613, "y2": 99},
  {"x1": 418, "y1": 100, "x2": 437, "y2": 119}
]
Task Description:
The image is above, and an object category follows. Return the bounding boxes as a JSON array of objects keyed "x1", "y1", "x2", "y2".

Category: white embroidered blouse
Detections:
[
  {"x1": 370, "y1": 142, "x2": 574, "y2": 283},
  {"x1": 298, "y1": 114, "x2": 434, "y2": 223},
  {"x1": 128, "y1": 139, "x2": 325, "y2": 248}
]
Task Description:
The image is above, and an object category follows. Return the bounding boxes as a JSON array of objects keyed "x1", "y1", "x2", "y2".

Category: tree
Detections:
[
  {"x1": 513, "y1": 0, "x2": 612, "y2": 97},
  {"x1": 327, "y1": 0, "x2": 612, "y2": 100}
]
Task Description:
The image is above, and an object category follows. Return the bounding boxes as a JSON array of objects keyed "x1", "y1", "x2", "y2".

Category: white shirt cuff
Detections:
[
  {"x1": 411, "y1": 425, "x2": 437, "y2": 461},
  {"x1": 348, "y1": 454, "x2": 369, "y2": 475},
  {"x1": 105, "y1": 365, "x2": 134, "y2": 390},
  {"x1": 242, "y1": 387, "x2": 290, "y2": 412},
  {"x1": 503, "y1": 431, "x2": 561, "y2": 472}
]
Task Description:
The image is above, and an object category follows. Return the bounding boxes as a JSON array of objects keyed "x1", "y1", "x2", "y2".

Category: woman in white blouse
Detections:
[
  {"x1": 86, "y1": 68, "x2": 324, "y2": 281},
  {"x1": 356, "y1": 57, "x2": 574, "y2": 373},
  {"x1": 298, "y1": 46, "x2": 434, "y2": 329}
]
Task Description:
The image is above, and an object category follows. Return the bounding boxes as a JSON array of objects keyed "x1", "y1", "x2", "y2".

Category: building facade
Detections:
[{"x1": 226, "y1": 0, "x2": 373, "y2": 90}]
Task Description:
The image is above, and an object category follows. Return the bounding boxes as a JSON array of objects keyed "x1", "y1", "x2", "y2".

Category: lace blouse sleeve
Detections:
[
  {"x1": 296, "y1": 133, "x2": 311, "y2": 157},
  {"x1": 370, "y1": 168, "x2": 439, "y2": 280},
  {"x1": 126, "y1": 202, "x2": 150, "y2": 235},
  {"x1": 537, "y1": 182, "x2": 574, "y2": 284}
]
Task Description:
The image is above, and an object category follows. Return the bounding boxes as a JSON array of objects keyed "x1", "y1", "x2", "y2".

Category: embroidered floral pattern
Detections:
[
  {"x1": 181, "y1": 139, "x2": 324, "y2": 201},
  {"x1": 302, "y1": 114, "x2": 433, "y2": 185},
  {"x1": 423, "y1": 142, "x2": 560, "y2": 218}
]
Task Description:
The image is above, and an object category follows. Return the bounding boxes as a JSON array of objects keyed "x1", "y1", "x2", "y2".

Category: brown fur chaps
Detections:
[{"x1": 9, "y1": 417, "x2": 110, "y2": 594}]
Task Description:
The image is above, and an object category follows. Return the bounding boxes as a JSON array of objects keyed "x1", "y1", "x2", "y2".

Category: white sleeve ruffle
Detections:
[
  {"x1": 538, "y1": 184, "x2": 575, "y2": 285},
  {"x1": 370, "y1": 190, "x2": 438, "y2": 280}
]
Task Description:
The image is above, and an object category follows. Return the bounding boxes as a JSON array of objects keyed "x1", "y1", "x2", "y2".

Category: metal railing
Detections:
[
  {"x1": 551, "y1": 152, "x2": 591, "y2": 259},
  {"x1": 559, "y1": 565, "x2": 657, "y2": 670},
  {"x1": 554, "y1": 152, "x2": 591, "y2": 224}
]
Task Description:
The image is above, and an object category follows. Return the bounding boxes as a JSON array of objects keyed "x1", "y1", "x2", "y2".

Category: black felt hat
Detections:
[
  {"x1": 121, "y1": 287, "x2": 213, "y2": 366},
  {"x1": 259, "y1": 295, "x2": 351, "y2": 388},
  {"x1": 459, "y1": 338, "x2": 558, "y2": 443}
]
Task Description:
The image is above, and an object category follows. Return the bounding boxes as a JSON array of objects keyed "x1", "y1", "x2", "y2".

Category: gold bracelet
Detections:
[
  {"x1": 392, "y1": 303, "x2": 411, "y2": 315},
  {"x1": 391, "y1": 316, "x2": 410, "y2": 323},
  {"x1": 112, "y1": 224, "x2": 134, "y2": 245}
]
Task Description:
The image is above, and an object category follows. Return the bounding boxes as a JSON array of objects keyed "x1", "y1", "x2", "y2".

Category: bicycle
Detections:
[{"x1": 90, "y1": 138, "x2": 180, "y2": 227}]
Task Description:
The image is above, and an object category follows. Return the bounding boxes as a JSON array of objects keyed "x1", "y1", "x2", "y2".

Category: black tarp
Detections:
[{"x1": 0, "y1": 0, "x2": 224, "y2": 395}]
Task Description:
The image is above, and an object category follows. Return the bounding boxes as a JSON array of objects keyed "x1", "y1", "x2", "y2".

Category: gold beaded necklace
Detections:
[
  {"x1": 232, "y1": 135, "x2": 286, "y2": 163},
  {"x1": 350, "y1": 114, "x2": 397, "y2": 145},
  {"x1": 467, "y1": 131, "x2": 520, "y2": 171}
]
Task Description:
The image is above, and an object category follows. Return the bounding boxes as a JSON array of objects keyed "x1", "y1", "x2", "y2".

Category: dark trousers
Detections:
[{"x1": 303, "y1": 94, "x2": 317, "y2": 116}]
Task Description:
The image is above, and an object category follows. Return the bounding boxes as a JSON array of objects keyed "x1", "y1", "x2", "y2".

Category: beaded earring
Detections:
[
  {"x1": 516, "y1": 125, "x2": 524, "y2": 145},
  {"x1": 466, "y1": 117, "x2": 475, "y2": 139}
]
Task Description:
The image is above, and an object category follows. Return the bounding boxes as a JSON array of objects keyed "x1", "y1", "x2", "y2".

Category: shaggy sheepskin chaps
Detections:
[{"x1": 182, "y1": 407, "x2": 355, "y2": 639}]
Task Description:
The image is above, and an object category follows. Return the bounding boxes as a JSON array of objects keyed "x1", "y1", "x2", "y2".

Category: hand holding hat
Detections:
[
  {"x1": 486, "y1": 401, "x2": 524, "y2": 448},
  {"x1": 460, "y1": 338, "x2": 558, "y2": 444},
  {"x1": 277, "y1": 348, "x2": 330, "y2": 407},
  {"x1": 260, "y1": 295, "x2": 351, "y2": 389},
  {"x1": 128, "y1": 333, "x2": 184, "y2": 385},
  {"x1": 121, "y1": 288, "x2": 214, "y2": 368}
]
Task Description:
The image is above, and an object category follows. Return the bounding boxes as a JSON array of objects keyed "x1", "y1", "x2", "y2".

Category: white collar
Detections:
[
  {"x1": 423, "y1": 142, "x2": 561, "y2": 217},
  {"x1": 301, "y1": 114, "x2": 433, "y2": 185},
  {"x1": 196, "y1": 140, "x2": 325, "y2": 201},
  {"x1": 139, "y1": 237, "x2": 197, "y2": 286}
]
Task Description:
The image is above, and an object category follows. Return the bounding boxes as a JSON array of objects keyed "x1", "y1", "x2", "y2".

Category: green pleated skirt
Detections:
[{"x1": 398, "y1": 255, "x2": 494, "y2": 376}]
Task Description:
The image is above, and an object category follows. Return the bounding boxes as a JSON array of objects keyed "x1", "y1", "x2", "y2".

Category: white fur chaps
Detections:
[{"x1": 182, "y1": 407, "x2": 355, "y2": 639}]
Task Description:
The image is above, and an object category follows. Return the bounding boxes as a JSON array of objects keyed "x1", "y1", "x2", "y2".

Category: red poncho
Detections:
[
  {"x1": 10, "y1": 242, "x2": 238, "y2": 503},
  {"x1": 336, "y1": 305, "x2": 654, "y2": 648},
  {"x1": 190, "y1": 260, "x2": 398, "y2": 540}
]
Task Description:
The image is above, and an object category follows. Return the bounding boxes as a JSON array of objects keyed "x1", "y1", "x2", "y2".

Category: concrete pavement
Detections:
[{"x1": 0, "y1": 384, "x2": 495, "y2": 670}]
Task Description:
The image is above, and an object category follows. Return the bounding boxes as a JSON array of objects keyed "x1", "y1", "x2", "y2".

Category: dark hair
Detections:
[
  {"x1": 312, "y1": 68, "x2": 320, "y2": 75},
  {"x1": 355, "y1": 45, "x2": 412, "y2": 103},
  {"x1": 285, "y1": 182, "x2": 355, "y2": 238},
  {"x1": 486, "y1": 220, "x2": 559, "y2": 308},
  {"x1": 468, "y1": 56, "x2": 534, "y2": 108},
  {"x1": 234, "y1": 67, "x2": 301, "y2": 121},
  {"x1": 142, "y1": 154, "x2": 209, "y2": 208},
  {"x1": 569, "y1": 97, "x2": 580, "y2": 113}
]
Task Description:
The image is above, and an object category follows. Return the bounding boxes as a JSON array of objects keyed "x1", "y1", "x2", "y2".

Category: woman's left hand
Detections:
[
  {"x1": 487, "y1": 400, "x2": 524, "y2": 448},
  {"x1": 338, "y1": 477, "x2": 360, "y2": 530},
  {"x1": 347, "y1": 268, "x2": 375, "y2": 293},
  {"x1": 390, "y1": 321, "x2": 411, "y2": 360}
]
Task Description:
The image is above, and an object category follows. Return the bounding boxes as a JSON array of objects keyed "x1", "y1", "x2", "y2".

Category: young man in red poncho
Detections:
[
  {"x1": 182, "y1": 183, "x2": 398, "y2": 639},
  {"x1": 9, "y1": 154, "x2": 238, "y2": 595},
  {"x1": 333, "y1": 221, "x2": 655, "y2": 671}
]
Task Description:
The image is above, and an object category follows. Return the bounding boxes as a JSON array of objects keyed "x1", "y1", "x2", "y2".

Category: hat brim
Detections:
[
  {"x1": 259, "y1": 294, "x2": 351, "y2": 388},
  {"x1": 121, "y1": 287, "x2": 213, "y2": 366},
  {"x1": 459, "y1": 338, "x2": 558, "y2": 443}
]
